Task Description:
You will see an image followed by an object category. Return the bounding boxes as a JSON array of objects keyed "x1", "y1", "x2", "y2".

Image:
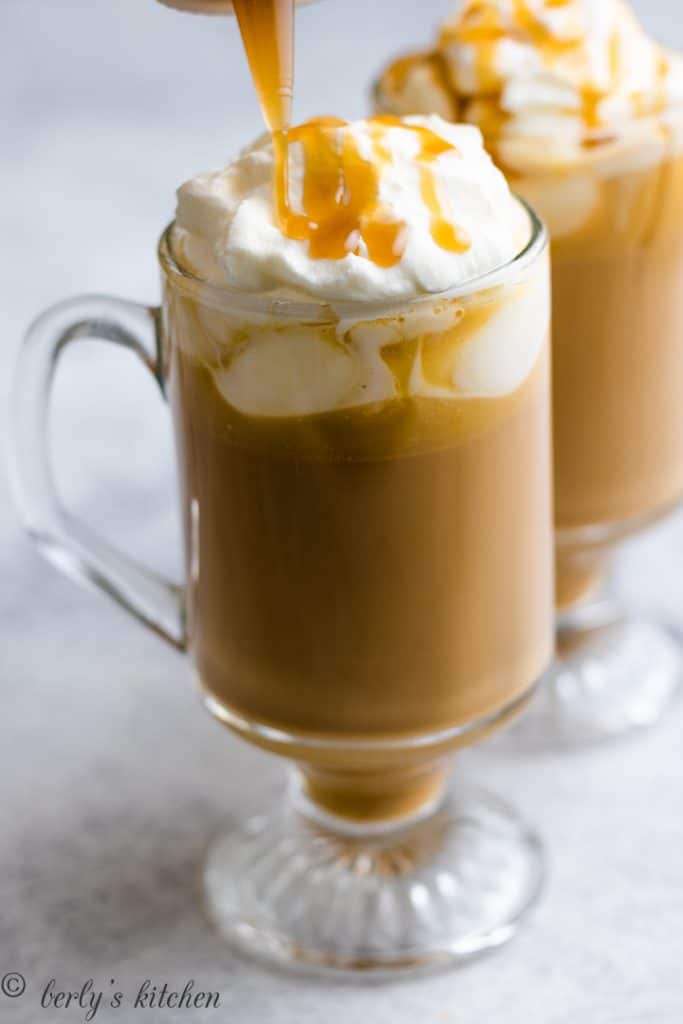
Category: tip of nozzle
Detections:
[
  {"x1": 156, "y1": 0, "x2": 314, "y2": 11},
  {"x1": 156, "y1": 0, "x2": 233, "y2": 13}
]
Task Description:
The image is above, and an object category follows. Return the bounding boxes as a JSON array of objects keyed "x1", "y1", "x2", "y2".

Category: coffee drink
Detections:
[
  {"x1": 165, "y1": 116, "x2": 552, "y2": 818},
  {"x1": 375, "y1": 0, "x2": 683, "y2": 609},
  {"x1": 12, "y1": 0, "x2": 554, "y2": 967}
]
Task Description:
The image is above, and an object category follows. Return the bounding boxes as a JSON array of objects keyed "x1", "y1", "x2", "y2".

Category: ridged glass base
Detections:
[
  {"x1": 203, "y1": 776, "x2": 544, "y2": 975},
  {"x1": 506, "y1": 615, "x2": 682, "y2": 749}
]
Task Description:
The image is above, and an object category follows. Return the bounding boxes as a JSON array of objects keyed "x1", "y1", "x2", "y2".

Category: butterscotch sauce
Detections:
[{"x1": 232, "y1": 0, "x2": 470, "y2": 266}]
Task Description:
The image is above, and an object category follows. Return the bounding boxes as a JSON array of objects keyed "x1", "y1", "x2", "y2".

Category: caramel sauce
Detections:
[
  {"x1": 375, "y1": 116, "x2": 471, "y2": 254},
  {"x1": 439, "y1": 0, "x2": 678, "y2": 144},
  {"x1": 420, "y1": 166, "x2": 471, "y2": 253},
  {"x1": 441, "y1": 1, "x2": 505, "y2": 93},
  {"x1": 274, "y1": 115, "x2": 469, "y2": 264},
  {"x1": 387, "y1": 0, "x2": 673, "y2": 151},
  {"x1": 579, "y1": 29, "x2": 619, "y2": 133},
  {"x1": 233, "y1": 0, "x2": 470, "y2": 266},
  {"x1": 609, "y1": 28, "x2": 621, "y2": 84},
  {"x1": 655, "y1": 51, "x2": 671, "y2": 114},
  {"x1": 511, "y1": 0, "x2": 581, "y2": 52},
  {"x1": 273, "y1": 116, "x2": 409, "y2": 266},
  {"x1": 441, "y1": 1, "x2": 505, "y2": 45},
  {"x1": 232, "y1": 0, "x2": 294, "y2": 132},
  {"x1": 385, "y1": 49, "x2": 459, "y2": 121},
  {"x1": 627, "y1": 52, "x2": 669, "y2": 120},
  {"x1": 385, "y1": 51, "x2": 431, "y2": 92},
  {"x1": 443, "y1": 0, "x2": 578, "y2": 55},
  {"x1": 580, "y1": 84, "x2": 606, "y2": 131}
]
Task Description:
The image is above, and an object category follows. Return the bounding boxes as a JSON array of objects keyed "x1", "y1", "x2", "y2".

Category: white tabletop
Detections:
[{"x1": 3, "y1": 1, "x2": 683, "y2": 1020}]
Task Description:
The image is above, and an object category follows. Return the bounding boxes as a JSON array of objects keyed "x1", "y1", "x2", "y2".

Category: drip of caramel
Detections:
[
  {"x1": 580, "y1": 84, "x2": 606, "y2": 131},
  {"x1": 436, "y1": 0, "x2": 638, "y2": 140},
  {"x1": 374, "y1": 116, "x2": 471, "y2": 254},
  {"x1": 442, "y1": 0, "x2": 505, "y2": 44},
  {"x1": 232, "y1": 0, "x2": 294, "y2": 132},
  {"x1": 441, "y1": 0, "x2": 505, "y2": 93},
  {"x1": 420, "y1": 167, "x2": 471, "y2": 253},
  {"x1": 275, "y1": 116, "x2": 469, "y2": 265},
  {"x1": 273, "y1": 117, "x2": 408, "y2": 266},
  {"x1": 511, "y1": 0, "x2": 581, "y2": 53},
  {"x1": 233, "y1": 0, "x2": 470, "y2": 266},
  {"x1": 419, "y1": 0, "x2": 675, "y2": 146}
]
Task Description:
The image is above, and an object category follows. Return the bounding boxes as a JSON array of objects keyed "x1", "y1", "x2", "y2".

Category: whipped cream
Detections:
[
  {"x1": 197, "y1": 255, "x2": 547, "y2": 417},
  {"x1": 169, "y1": 232, "x2": 548, "y2": 418},
  {"x1": 175, "y1": 116, "x2": 525, "y2": 302},
  {"x1": 377, "y1": 0, "x2": 683, "y2": 171},
  {"x1": 171, "y1": 115, "x2": 547, "y2": 418}
]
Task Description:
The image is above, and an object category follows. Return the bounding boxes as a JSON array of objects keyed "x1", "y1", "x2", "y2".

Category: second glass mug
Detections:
[
  {"x1": 11, "y1": 207, "x2": 552, "y2": 973},
  {"x1": 375, "y1": 67, "x2": 683, "y2": 744}
]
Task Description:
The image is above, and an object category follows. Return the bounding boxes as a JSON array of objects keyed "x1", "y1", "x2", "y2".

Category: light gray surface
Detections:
[{"x1": 2, "y1": 0, "x2": 683, "y2": 1020}]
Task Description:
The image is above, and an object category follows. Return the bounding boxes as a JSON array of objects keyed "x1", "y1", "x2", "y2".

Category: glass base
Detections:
[
  {"x1": 203, "y1": 776, "x2": 544, "y2": 975},
  {"x1": 506, "y1": 614, "x2": 683, "y2": 749}
]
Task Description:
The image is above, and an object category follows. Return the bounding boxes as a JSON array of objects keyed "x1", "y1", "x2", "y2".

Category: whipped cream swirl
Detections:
[
  {"x1": 377, "y1": 0, "x2": 683, "y2": 168},
  {"x1": 174, "y1": 116, "x2": 526, "y2": 301}
]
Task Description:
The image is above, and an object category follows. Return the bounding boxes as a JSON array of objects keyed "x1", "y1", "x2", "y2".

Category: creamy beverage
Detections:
[
  {"x1": 376, "y1": 0, "x2": 683, "y2": 608},
  {"x1": 164, "y1": 115, "x2": 553, "y2": 819},
  {"x1": 9, "y1": 0, "x2": 555, "y2": 970},
  {"x1": 153, "y1": 0, "x2": 553, "y2": 819}
]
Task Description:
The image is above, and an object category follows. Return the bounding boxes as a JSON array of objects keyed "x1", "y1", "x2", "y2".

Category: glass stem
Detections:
[
  {"x1": 290, "y1": 760, "x2": 450, "y2": 834},
  {"x1": 556, "y1": 553, "x2": 624, "y2": 642}
]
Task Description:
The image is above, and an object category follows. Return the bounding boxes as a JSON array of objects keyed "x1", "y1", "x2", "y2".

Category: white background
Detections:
[{"x1": 2, "y1": 1, "x2": 683, "y2": 1021}]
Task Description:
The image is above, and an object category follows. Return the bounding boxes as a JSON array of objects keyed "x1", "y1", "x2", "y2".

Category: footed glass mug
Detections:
[
  {"x1": 11, "y1": 207, "x2": 552, "y2": 972},
  {"x1": 518, "y1": 110, "x2": 683, "y2": 744},
  {"x1": 376, "y1": 61, "x2": 683, "y2": 744}
]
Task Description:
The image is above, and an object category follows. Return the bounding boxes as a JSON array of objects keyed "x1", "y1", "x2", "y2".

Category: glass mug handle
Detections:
[{"x1": 10, "y1": 295, "x2": 186, "y2": 650}]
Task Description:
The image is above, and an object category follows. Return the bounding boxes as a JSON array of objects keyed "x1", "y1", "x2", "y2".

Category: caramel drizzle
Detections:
[
  {"x1": 511, "y1": 0, "x2": 580, "y2": 53},
  {"x1": 431, "y1": 0, "x2": 672, "y2": 139},
  {"x1": 435, "y1": 0, "x2": 587, "y2": 144},
  {"x1": 441, "y1": 1, "x2": 506, "y2": 94},
  {"x1": 232, "y1": 0, "x2": 470, "y2": 267},
  {"x1": 275, "y1": 116, "x2": 470, "y2": 266},
  {"x1": 443, "y1": 1, "x2": 578, "y2": 66},
  {"x1": 375, "y1": 116, "x2": 471, "y2": 255}
]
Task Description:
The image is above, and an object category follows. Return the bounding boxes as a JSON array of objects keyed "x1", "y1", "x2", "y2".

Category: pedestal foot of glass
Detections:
[
  {"x1": 203, "y1": 775, "x2": 545, "y2": 976},
  {"x1": 506, "y1": 596, "x2": 682, "y2": 749}
]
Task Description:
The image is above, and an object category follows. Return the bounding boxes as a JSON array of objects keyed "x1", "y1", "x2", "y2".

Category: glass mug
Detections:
[
  {"x1": 514, "y1": 109, "x2": 683, "y2": 744},
  {"x1": 375, "y1": 66, "x2": 683, "y2": 745},
  {"x1": 11, "y1": 206, "x2": 552, "y2": 973}
]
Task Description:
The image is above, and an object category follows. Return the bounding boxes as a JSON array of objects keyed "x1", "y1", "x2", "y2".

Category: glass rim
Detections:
[{"x1": 157, "y1": 196, "x2": 547, "y2": 324}]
